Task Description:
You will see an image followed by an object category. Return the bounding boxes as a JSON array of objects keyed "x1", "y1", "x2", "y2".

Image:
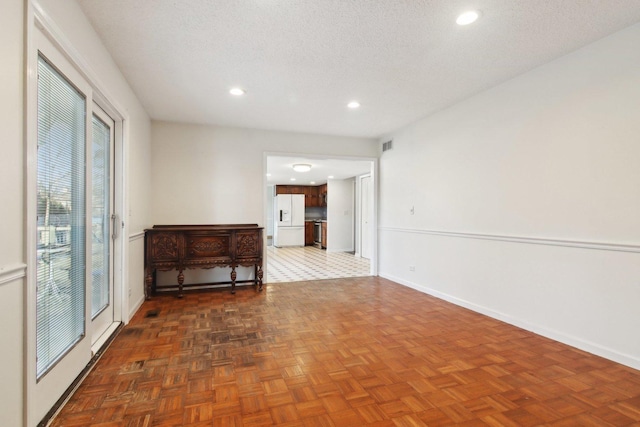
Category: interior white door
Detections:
[{"x1": 361, "y1": 175, "x2": 372, "y2": 259}]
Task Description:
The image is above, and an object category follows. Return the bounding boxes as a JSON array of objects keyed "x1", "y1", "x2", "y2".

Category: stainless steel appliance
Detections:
[{"x1": 313, "y1": 221, "x2": 323, "y2": 248}]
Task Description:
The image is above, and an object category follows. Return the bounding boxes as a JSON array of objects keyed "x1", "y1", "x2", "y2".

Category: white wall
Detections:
[
  {"x1": 151, "y1": 121, "x2": 377, "y2": 224},
  {"x1": 379, "y1": 23, "x2": 640, "y2": 369},
  {"x1": 327, "y1": 178, "x2": 355, "y2": 252},
  {"x1": 150, "y1": 121, "x2": 376, "y2": 284},
  {"x1": 0, "y1": 1, "x2": 25, "y2": 425}
]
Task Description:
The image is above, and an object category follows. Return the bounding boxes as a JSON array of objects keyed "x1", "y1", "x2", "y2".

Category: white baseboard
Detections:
[
  {"x1": 379, "y1": 272, "x2": 640, "y2": 371},
  {"x1": 326, "y1": 247, "x2": 355, "y2": 253},
  {"x1": 128, "y1": 294, "x2": 146, "y2": 321}
]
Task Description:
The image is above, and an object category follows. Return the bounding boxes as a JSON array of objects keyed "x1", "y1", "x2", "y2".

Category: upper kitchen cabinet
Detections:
[
  {"x1": 274, "y1": 185, "x2": 291, "y2": 195},
  {"x1": 275, "y1": 185, "x2": 323, "y2": 207},
  {"x1": 304, "y1": 186, "x2": 319, "y2": 207},
  {"x1": 275, "y1": 185, "x2": 303, "y2": 195},
  {"x1": 319, "y1": 184, "x2": 328, "y2": 207}
]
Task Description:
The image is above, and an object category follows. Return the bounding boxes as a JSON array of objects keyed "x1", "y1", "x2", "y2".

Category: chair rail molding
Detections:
[
  {"x1": 129, "y1": 231, "x2": 145, "y2": 242},
  {"x1": 0, "y1": 263, "x2": 27, "y2": 286},
  {"x1": 379, "y1": 226, "x2": 640, "y2": 253}
]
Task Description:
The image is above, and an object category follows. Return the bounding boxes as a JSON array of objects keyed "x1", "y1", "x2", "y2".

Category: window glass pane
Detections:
[
  {"x1": 36, "y1": 55, "x2": 86, "y2": 378},
  {"x1": 91, "y1": 114, "x2": 110, "y2": 318}
]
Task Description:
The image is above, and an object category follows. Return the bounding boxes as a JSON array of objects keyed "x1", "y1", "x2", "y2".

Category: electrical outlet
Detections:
[{"x1": 409, "y1": 265, "x2": 415, "y2": 271}]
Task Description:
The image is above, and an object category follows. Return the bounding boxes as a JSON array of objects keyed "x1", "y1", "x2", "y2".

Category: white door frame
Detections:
[{"x1": 358, "y1": 174, "x2": 372, "y2": 260}]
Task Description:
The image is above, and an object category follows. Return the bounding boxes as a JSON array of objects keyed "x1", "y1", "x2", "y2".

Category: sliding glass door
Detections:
[{"x1": 31, "y1": 27, "x2": 122, "y2": 425}]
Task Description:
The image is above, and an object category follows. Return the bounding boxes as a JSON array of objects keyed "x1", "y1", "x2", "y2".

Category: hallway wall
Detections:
[{"x1": 378, "y1": 23, "x2": 640, "y2": 369}]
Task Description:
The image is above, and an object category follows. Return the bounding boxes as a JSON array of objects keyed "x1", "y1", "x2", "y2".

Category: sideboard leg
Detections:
[
  {"x1": 144, "y1": 269, "x2": 153, "y2": 300},
  {"x1": 257, "y1": 264, "x2": 263, "y2": 292},
  {"x1": 177, "y1": 270, "x2": 184, "y2": 298},
  {"x1": 230, "y1": 266, "x2": 237, "y2": 294}
]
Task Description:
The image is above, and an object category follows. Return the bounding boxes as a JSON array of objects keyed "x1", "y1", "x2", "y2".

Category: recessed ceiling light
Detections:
[
  {"x1": 310, "y1": 181, "x2": 316, "y2": 184},
  {"x1": 266, "y1": 173, "x2": 271, "y2": 177},
  {"x1": 347, "y1": 101, "x2": 360, "y2": 109},
  {"x1": 456, "y1": 10, "x2": 480, "y2": 25},
  {"x1": 290, "y1": 178, "x2": 296, "y2": 181},
  {"x1": 328, "y1": 175, "x2": 334, "y2": 179},
  {"x1": 229, "y1": 87, "x2": 245, "y2": 96},
  {"x1": 293, "y1": 163, "x2": 312, "y2": 172}
]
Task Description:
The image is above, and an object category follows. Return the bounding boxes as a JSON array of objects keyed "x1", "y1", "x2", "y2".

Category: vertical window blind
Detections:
[{"x1": 36, "y1": 55, "x2": 87, "y2": 378}]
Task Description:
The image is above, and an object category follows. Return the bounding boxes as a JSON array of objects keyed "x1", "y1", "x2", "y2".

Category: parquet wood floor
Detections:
[{"x1": 51, "y1": 277, "x2": 640, "y2": 426}]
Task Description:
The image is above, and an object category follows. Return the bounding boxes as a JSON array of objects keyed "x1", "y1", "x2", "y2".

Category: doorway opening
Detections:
[{"x1": 264, "y1": 154, "x2": 377, "y2": 283}]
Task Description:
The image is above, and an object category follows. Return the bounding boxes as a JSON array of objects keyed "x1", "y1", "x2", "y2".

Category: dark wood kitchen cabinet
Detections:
[
  {"x1": 319, "y1": 184, "x2": 328, "y2": 207},
  {"x1": 275, "y1": 185, "x2": 321, "y2": 207},
  {"x1": 304, "y1": 221, "x2": 314, "y2": 246},
  {"x1": 305, "y1": 186, "x2": 319, "y2": 207},
  {"x1": 275, "y1": 185, "x2": 300, "y2": 195},
  {"x1": 274, "y1": 185, "x2": 289, "y2": 195}
]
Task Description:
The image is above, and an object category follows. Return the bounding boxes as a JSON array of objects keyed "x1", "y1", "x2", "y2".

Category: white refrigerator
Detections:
[{"x1": 273, "y1": 194, "x2": 305, "y2": 247}]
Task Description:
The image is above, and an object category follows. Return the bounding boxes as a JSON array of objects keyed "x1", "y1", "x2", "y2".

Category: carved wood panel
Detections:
[
  {"x1": 150, "y1": 233, "x2": 179, "y2": 260},
  {"x1": 186, "y1": 235, "x2": 230, "y2": 258},
  {"x1": 236, "y1": 232, "x2": 260, "y2": 258}
]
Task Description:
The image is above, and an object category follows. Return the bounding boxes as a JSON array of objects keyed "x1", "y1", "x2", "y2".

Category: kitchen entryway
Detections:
[{"x1": 267, "y1": 246, "x2": 369, "y2": 283}]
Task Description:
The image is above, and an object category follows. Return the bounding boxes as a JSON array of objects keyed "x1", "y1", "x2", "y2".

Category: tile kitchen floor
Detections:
[{"x1": 266, "y1": 245, "x2": 370, "y2": 283}]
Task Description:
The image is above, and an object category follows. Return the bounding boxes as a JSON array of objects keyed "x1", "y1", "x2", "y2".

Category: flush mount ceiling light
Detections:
[
  {"x1": 292, "y1": 163, "x2": 312, "y2": 172},
  {"x1": 347, "y1": 101, "x2": 361, "y2": 109},
  {"x1": 456, "y1": 10, "x2": 480, "y2": 25},
  {"x1": 328, "y1": 175, "x2": 334, "y2": 179},
  {"x1": 290, "y1": 178, "x2": 296, "y2": 181},
  {"x1": 229, "y1": 87, "x2": 245, "y2": 96}
]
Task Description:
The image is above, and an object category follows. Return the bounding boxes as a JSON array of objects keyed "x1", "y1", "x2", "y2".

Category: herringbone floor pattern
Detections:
[{"x1": 51, "y1": 277, "x2": 640, "y2": 426}]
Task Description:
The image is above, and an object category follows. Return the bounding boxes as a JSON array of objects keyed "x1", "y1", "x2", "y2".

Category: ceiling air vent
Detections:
[{"x1": 382, "y1": 140, "x2": 393, "y2": 152}]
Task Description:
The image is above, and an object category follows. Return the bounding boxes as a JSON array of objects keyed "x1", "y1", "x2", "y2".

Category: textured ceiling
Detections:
[
  {"x1": 76, "y1": 0, "x2": 640, "y2": 138},
  {"x1": 267, "y1": 156, "x2": 373, "y2": 186}
]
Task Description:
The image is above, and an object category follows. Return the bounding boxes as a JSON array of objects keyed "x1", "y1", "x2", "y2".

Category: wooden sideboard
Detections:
[{"x1": 144, "y1": 224, "x2": 263, "y2": 298}]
